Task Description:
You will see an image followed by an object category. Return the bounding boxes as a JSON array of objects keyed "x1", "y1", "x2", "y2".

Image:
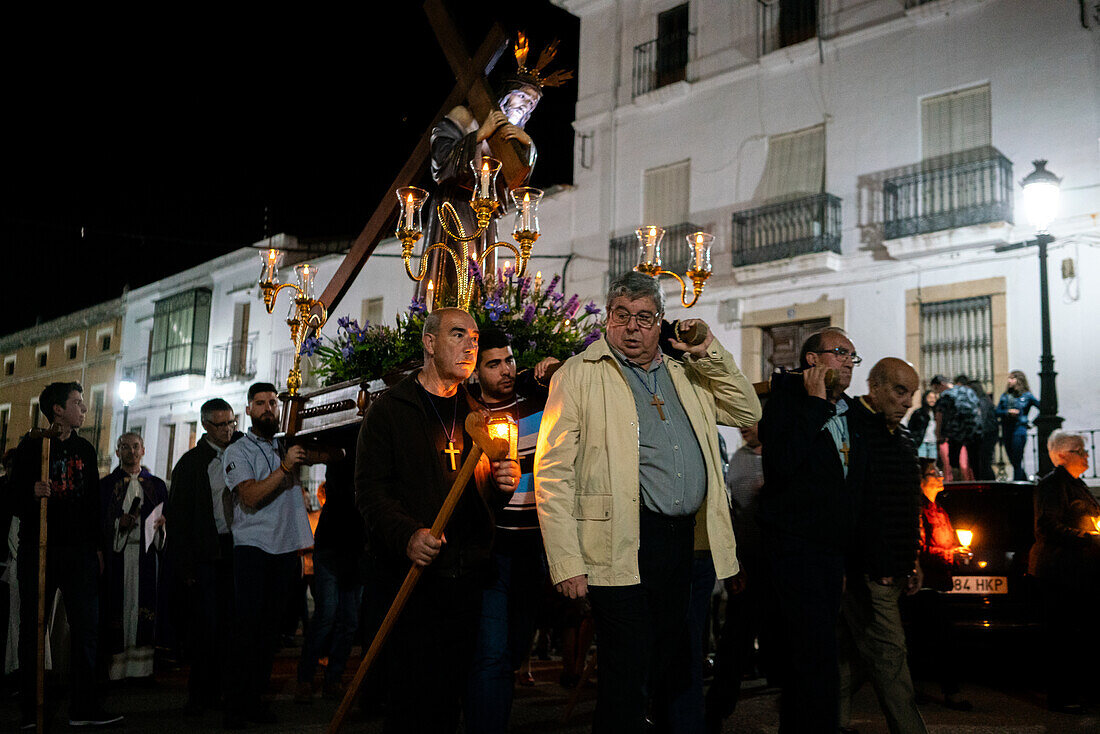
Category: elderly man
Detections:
[
  {"x1": 535, "y1": 271, "x2": 760, "y2": 732},
  {"x1": 1029, "y1": 431, "x2": 1099, "y2": 714},
  {"x1": 758, "y1": 326, "x2": 860, "y2": 732},
  {"x1": 356, "y1": 307, "x2": 520, "y2": 733},
  {"x1": 839, "y1": 358, "x2": 927, "y2": 734},
  {"x1": 100, "y1": 432, "x2": 167, "y2": 681},
  {"x1": 166, "y1": 398, "x2": 240, "y2": 714},
  {"x1": 222, "y1": 383, "x2": 312, "y2": 728}
]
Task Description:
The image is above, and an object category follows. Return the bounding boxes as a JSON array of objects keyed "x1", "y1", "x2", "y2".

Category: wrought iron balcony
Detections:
[
  {"x1": 883, "y1": 147, "x2": 1012, "y2": 240},
  {"x1": 273, "y1": 348, "x2": 317, "y2": 393},
  {"x1": 212, "y1": 332, "x2": 258, "y2": 382},
  {"x1": 609, "y1": 222, "x2": 703, "y2": 281},
  {"x1": 758, "y1": 0, "x2": 818, "y2": 57},
  {"x1": 632, "y1": 30, "x2": 692, "y2": 98},
  {"x1": 732, "y1": 193, "x2": 841, "y2": 267}
]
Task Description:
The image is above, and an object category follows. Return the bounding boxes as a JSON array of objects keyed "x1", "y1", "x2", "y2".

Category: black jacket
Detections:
[
  {"x1": 166, "y1": 434, "x2": 239, "y2": 582},
  {"x1": 906, "y1": 407, "x2": 932, "y2": 450},
  {"x1": 1028, "y1": 466, "x2": 1100, "y2": 587},
  {"x1": 846, "y1": 398, "x2": 922, "y2": 579},
  {"x1": 355, "y1": 372, "x2": 496, "y2": 577},
  {"x1": 758, "y1": 371, "x2": 860, "y2": 552},
  {"x1": 12, "y1": 431, "x2": 101, "y2": 551}
]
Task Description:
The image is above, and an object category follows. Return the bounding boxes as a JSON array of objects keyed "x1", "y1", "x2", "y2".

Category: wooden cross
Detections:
[
  {"x1": 443, "y1": 440, "x2": 461, "y2": 471},
  {"x1": 651, "y1": 394, "x2": 666, "y2": 421},
  {"x1": 839, "y1": 441, "x2": 850, "y2": 467},
  {"x1": 314, "y1": 0, "x2": 532, "y2": 321}
]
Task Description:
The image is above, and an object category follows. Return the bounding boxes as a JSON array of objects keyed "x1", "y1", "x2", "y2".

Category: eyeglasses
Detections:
[
  {"x1": 205, "y1": 419, "x2": 238, "y2": 429},
  {"x1": 922, "y1": 471, "x2": 944, "y2": 479},
  {"x1": 812, "y1": 347, "x2": 863, "y2": 365},
  {"x1": 608, "y1": 308, "x2": 659, "y2": 329}
]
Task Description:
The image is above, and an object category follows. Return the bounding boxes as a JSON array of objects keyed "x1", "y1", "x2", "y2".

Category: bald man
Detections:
[{"x1": 838, "y1": 358, "x2": 927, "y2": 734}]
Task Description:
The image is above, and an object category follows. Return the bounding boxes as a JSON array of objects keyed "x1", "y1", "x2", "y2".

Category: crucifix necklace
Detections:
[
  {"x1": 422, "y1": 384, "x2": 460, "y2": 471},
  {"x1": 627, "y1": 363, "x2": 666, "y2": 421}
]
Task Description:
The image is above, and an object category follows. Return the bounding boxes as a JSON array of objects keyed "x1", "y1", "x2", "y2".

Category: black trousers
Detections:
[
  {"x1": 587, "y1": 508, "x2": 695, "y2": 734},
  {"x1": 186, "y1": 534, "x2": 234, "y2": 706},
  {"x1": 765, "y1": 534, "x2": 845, "y2": 733},
  {"x1": 1040, "y1": 576, "x2": 1100, "y2": 708}
]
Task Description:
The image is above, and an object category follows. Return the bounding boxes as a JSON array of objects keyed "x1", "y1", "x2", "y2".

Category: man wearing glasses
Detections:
[
  {"x1": 536, "y1": 271, "x2": 760, "y2": 732},
  {"x1": 758, "y1": 326, "x2": 862, "y2": 732},
  {"x1": 166, "y1": 398, "x2": 241, "y2": 715}
]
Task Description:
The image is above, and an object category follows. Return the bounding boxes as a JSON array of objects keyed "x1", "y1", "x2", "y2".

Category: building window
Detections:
[
  {"x1": 632, "y1": 3, "x2": 692, "y2": 98},
  {"x1": 99, "y1": 331, "x2": 112, "y2": 351},
  {"x1": 3, "y1": 356, "x2": 14, "y2": 376},
  {"x1": 36, "y1": 348, "x2": 48, "y2": 369},
  {"x1": 30, "y1": 400, "x2": 40, "y2": 429},
  {"x1": 0, "y1": 405, "x2": 9, "y2": 453},
  {"x1": 644, "y1": 160, "x2": 690, "y2": 228},
  {"x1": 66, "y1": 338, "x2": 79, "y2": 361},
  {"x1": 760, "y1": 0, "x2": 818, "y2": 56},
  {"x1": 756, "y1": 124, "x2": 826, "y2": 204},
  {"x1": 921, "y1": 84, "x2": 991, "y2": 160},
  {"x1": 149, "y1": 288, "x2": 212, "y2": 381},
  {"x1": 920, "y1": 296, "x2": 994, "y2": 393},
  {"x1": 760, "y1": 318, "x2": 832, "y2": 377}
]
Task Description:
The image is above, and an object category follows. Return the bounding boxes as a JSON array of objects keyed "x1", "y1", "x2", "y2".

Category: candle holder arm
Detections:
[
  {"x1": 655, "y1": 271, "x2": 702, "y2": 309},
  {"x1": 264, "y1": 282, "x2": 303, "y2": 314},
  {"x1": 477, "y1": 241, "x2": 523, "y2": 274},
  {"x1": 437, "y1": 202, "x2": 489, "y2": 244},
  {"x1": 404, "y1": 243, "x2": 455, "y2": 283}
]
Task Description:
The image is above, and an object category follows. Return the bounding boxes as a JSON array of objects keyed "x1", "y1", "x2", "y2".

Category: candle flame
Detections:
[
  {"x1": 649, "y1": 226, "x2": 657, "y2": 237},
  {"x1": 482, "y1": 160, "x2": 490, "y2": 173},
  {"x1": 427, "y1": 279, "x2": 434, "y2": 291},
  {"x1": 956, "y1": 529, "x2": 973, "y2": 548},
  {"x1": 524, "y1": 191, "x2": 531, "y2": 203},
  {"x1": 696, "y1": 234, "x2": 704, "y2": 246},
  {"x1": 407, "y1": 192, "x2": 414, "y2": 205}
]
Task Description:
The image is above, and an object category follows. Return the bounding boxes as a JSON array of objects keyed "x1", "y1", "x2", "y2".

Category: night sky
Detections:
[{"x1": 2, "y1": 2, "x2": 578, "y2": 333}]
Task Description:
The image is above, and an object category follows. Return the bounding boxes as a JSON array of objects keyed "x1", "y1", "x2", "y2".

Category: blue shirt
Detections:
[
  {"x1": 224, "y1": 431, "x2": 313, "y2": 554},
  {"x1": 824, "y1": 398, "x2": 851, "y2": 478}
]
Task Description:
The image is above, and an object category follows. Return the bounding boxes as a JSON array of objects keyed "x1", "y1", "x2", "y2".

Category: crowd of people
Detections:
[{"x1": 0, "y1": 269, "x2": 1095, "y2": 733}]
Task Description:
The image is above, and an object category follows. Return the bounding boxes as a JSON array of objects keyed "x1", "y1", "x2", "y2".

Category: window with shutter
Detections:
[{"x1": 755, "y1": 124, "x2": 826, "y2": 204}]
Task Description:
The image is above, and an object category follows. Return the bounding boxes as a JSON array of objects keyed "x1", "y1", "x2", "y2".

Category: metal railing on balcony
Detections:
[
  {"x1": 608, "y1": 222, "x2": 702, "y2": 281},
  {"x1": 758, "y1": 0, "x2": 818, "y2": 57},
  {"x1": 883, "y1": 147, "x2": 1013, "y2": 240},
  {"x1": 212, "y1": 333, "x2": 258, "y2": 382},
  {"x1": 120, "y1": 360, "x2": 149, "y2": 394},
  {"x1": 632, "y1": 30, "x2": 692, "y2": 98},
  {"x1": 732, "y1": 193, "x2": 841, "y2": 267},
  {"x1": 273, "y1": 348, "x2": 317, "y2": 393}
]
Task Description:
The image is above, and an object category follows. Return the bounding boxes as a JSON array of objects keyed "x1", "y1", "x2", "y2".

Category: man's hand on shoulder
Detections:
[
  {"x1": 555, "y1": 574, "x2": 588, "y2": 599},
  {"x1": 407, "y1": 528, "x2": 444, "y2": 567},
  {"x1": 534, "y1": 357, "x2": 562, "y2": 383}
]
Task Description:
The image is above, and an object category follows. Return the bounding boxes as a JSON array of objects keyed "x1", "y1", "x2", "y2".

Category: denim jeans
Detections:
[
  {"x1": 465, "y1": 550, "x2": 548, "y2": 734},
  {"x1": 1004, "y1": 425, "x2": 1029, "y2": 480},
  {"x1": 298, "y1": 549, "x2": 363, "y2": 686}
]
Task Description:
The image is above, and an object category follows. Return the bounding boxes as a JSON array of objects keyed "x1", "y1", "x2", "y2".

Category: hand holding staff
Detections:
[{"x1": 27, "y1": 425, "x2": 61, "y2": 734}]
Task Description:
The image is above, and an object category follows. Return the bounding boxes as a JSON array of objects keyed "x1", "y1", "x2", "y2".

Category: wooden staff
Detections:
[
  {"x1": 327, "y1": 411, "x2": 508, "y2": 733},
  {"x1": 28, "y1": 426, "x2": 60, "y2": 734}
]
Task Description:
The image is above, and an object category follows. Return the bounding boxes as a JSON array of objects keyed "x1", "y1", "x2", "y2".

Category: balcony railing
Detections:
[
  {"x1": 758, "y1": 0, "x2": 818, "y2": 57},
  {"x1": 608, "y1": 222, "x2": 702, "y2": 281},
  {"x1": 632, "y1": 30, "x2": 692, "y2": 98},
  {"x1": 212, "y1": 332, "x2": 258, "y2": 382},
  {"x1": 120, "y1": 360, "x2": 149, "y2": 394},
  {"x1": 883, "y1": 147, "x2": 1013, "y2": 240},
  {"x1": 732, "y1": 193, "x2": 841, "y2": 267},
  {"x1": 272, "y1": 348, "x2": 316, "y2": 393}
]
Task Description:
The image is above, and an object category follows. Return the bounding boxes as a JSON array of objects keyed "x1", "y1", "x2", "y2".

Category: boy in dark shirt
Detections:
[{"x1": 12, "y1": 382, "x2": 122, "y2": 729}]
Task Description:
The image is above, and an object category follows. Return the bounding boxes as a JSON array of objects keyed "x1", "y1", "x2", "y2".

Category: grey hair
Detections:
[
  {"x1": 606, "y1": 271, "x2": 665, "y2": 315},
  {"x1": 200, "y1": 397, "x2": 234, "y2": 423},
  {"x1": 1047, "y1": 430, "x2": 1084, "y2": 453}
]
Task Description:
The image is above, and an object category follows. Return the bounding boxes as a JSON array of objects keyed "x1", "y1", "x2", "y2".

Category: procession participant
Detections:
[
  {"x1": 466, "y1": 328, "x2": 559, "y2": 733},
  {"x1": 11, "y1": 382, "x2": 122, "y2": 728},
  {"x1": 535, "y1": 271, "x2": 760, "y2": 733},
  {"x1": 838, "y1": 358, "x2": 927, "y2": 734},
  {"x1": 1029, "y1": 431, "x2": 1099, "y2": 714},
  {"x1": 758, "y1": 327, "x2": 860, "y2": 732},
  {"x1": 100, "y1": 432, "x2": 167, "y2": 681},
  {"x1": 222, "y1": 383, "x2": 312, "y2": 729},
  {"x1": 166, "y1": 397, "x2": 240, "y2": 714},
  {"x1": 356, "y1": 308, "x2": 520, "y2": 733}
]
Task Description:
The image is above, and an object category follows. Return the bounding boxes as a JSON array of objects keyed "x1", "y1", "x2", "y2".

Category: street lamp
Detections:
[
  {"x1": 1020, "y1": 160, "x2": 1063, "y2": 475},
  {"x1": 117, "y1": 378, "x2": 137, "y2": 433}
]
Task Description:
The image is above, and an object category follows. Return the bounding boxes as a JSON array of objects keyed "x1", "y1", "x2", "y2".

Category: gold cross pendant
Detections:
[
  {"x1": 443, "y1": 440, "x2": 460, "y2": 471},
  {"x1": 651, "y1": 394, "x2": 666, "y2": 421},
  {"x1": 839, "y1": 441, "x2": 850, "y2": 467}
]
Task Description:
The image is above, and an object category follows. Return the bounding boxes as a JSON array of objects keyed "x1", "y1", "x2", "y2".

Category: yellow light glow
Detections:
[
  {"x1": 978, "y1": 561, "x2": 988, "y2": 569},
  {"x1": 488, "y1": 423, "x2": 510, "y2": 441},
  {"x1": 523, "y1": 191, "x2": 530, "y2": 203},
  {"x1": 482, "y1": 160, "x2": 490, "y2": 174},
  {"x1": 956, "y1": 529, "x2": 973, "y2": 548}
]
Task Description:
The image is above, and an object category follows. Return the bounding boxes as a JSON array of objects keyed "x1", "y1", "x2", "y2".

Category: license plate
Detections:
[{"x1": 949, "y1": 576, "x2": 1008, "y2": 594}]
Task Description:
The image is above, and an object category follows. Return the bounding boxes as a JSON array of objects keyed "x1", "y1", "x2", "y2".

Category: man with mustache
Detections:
[
  {"x1": 221, "y1": 382, "x2": 312, "y2": 729},
  {"x1": 356, "y1": 308, "x2": 520, "y2": 732}
]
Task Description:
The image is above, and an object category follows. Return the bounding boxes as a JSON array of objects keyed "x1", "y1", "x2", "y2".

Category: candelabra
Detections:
[
  {"x1": 633, "y1": 226, "x2": 713, "y2": 308},
  {"x1": 396, "y1": 156, "x2": 542, "y2": 311},
  {"x1": 258, "y1": 250, "x2": 329, "y2": 397}
]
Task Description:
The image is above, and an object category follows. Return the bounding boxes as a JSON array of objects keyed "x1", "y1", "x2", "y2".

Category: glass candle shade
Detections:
[
  {"x1": 510, "y1": 187, "x2": 544, "y2": 235},
  {"x1": 295, "y1": 263, "x2": 318, "y2": 301},
  {"x1": 687, "y1": 232, "x2": 714, "y2": 274},
  {"x1": 635, "y1": 226, "x2": 665, "y2": 269},
  {"x1": 470, "y1": 156, "x2": 503, "y2": 202},
  {"x1": 956, "y1": 529, "x2": 973, "y2": 548},
  {"x1": 487, "y1": 413, "x2": 519, "y2": 461},
  {"x1": 396, "y1": 186, "x2": 429, "y2": 237},
  {"x1": 259, "y1": 247, "x2": 284, "y2": 285}
]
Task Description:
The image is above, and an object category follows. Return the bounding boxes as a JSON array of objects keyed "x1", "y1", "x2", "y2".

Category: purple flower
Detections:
[
  {"x1": 337, "y1": 315, "x2": 351, "y2": 330},
  {"x1": 340, "y1": 342, "x2": 355, "y2": 359},
  {"x1": 563, "y1": 294, "x2": 580, "y2": 318},
  {"x1": 584, "y1": 301, "x2": 601, "y2": 316},
  {"x1": 300, "y1": 336, "x2": 323, "y2": 356},
  {"x1": 528, "y1": 340, "x2": 537, "y2": 350},
  {"x1": 519, "y1": 276, "x2": 531, "y2": 299},
  {"x1": 582, "y1": 328, "x2": 602, "y2": 347},
  {"x1": 523, "y1": 304, "x2": 536, "y2": 323},
  {"x1": 484, "y1": 296, "x2": 509, "y2": 323},
  {"x1": 408, "y1": 298, "x2": 427, "y2": 315},
  {"x1": 545, "y1": 273, "x2": 561, "y2": 295},
  {"x1": 468, "y1": 257, "x2": 484, "y2": 284}
]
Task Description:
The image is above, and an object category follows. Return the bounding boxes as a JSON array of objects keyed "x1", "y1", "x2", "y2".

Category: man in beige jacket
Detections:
[{"x1": 535, "y1": 272, "x2": 760, "y2": 733}]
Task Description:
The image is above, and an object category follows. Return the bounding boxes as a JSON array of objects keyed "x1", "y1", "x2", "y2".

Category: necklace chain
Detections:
[{"x1": 421, "y1": 381, "x2": 458, "y2": 443}]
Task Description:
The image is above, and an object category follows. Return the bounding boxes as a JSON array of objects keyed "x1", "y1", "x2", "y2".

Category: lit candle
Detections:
[
  {"x1": 426, "y1": 280, "x2": 435, "y2": 313},
  {"x1": 479, "y1": 160, "x2": 490, "y2": 198},
  {"x1": 521, "y1": 191, "x2": 532, "y2": 231},
  {"x1": 956, "y1": 529, "x2": 973, "y2": 548},
  {"x1": 504, "y1": 260, "x2": 513, "y2": 278},
  {"x1": 694, "y1": 233, "x2": 705, "y2": 271},
  {"x1": 645, "y1": 226, "x2": 657, "y2": 265},
  {"x1": 404, "y1": 192, "x2": 415, "y2": 229},
  {"x1": 534, "y1": 270, "x2": 542, "y2": 293}
]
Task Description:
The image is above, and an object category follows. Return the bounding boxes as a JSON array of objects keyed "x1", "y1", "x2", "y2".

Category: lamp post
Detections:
[
  {"x1": 117, "y1": 378, "x2": 137, "y2": 433},
  {"x1": 1020, "y1": 160, "x2": 1063, "y2": 475}
]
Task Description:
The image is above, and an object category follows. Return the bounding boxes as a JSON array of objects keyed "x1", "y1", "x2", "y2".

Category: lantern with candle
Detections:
[
  {"x1": 396, "y1": 186, "x2": 429, "y2": 247},
  {"x1": 257, "y1": 252, "x2": 330, "y2": 397},
  {"x1": 630, "y1": 226, "x2": 714, "y2": 308},
  {"x1": 486, "y1": 413, "x2": 519, "y2": 461}
]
